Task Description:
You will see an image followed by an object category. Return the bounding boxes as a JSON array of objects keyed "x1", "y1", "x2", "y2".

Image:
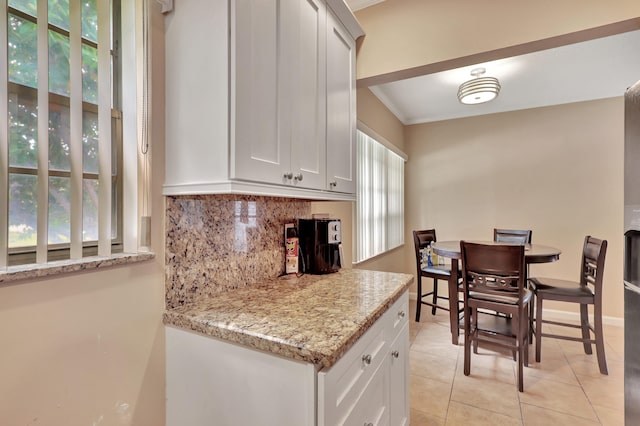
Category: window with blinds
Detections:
[
  {"x1": 1, "y1": 0, "x2": 122, "y2": 266},
  {"x1": 355, "y1": 129, "x2": 405, "y2": 263}
]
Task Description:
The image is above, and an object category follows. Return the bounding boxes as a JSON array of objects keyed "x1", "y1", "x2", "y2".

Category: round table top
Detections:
[{"x1": 432, "y1": 240, "x2": 562, "y2": 264}]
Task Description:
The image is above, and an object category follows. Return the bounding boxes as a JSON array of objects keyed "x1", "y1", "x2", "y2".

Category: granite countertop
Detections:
[{"x1": 163, "y1": 268, "x2": 413, "y2": 369}]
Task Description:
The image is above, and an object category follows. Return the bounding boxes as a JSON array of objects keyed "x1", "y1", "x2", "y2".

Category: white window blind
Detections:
[
  {"x1": 355, "y1": 130, "x2": 405, "y2": 263},
  {"x1": 1, "y1": 0, "x2": 124, "y2": 267}
]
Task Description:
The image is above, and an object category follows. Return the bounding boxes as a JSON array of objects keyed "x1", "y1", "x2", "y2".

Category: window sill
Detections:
[{"x1": 0, "y1": 251, "x2": 156, "y2": 285}]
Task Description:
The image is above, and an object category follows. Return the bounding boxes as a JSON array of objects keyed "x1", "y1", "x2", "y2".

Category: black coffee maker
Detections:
[{"x1": 297, "y1": 219, "x2": 341, "y2": 274}]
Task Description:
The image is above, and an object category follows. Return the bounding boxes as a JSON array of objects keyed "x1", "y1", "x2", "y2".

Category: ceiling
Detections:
[
  {"x1": 345, "y1": 0, "x2": 640, "y2": 126},
  {"x1": 366, "y1": 30, "x2": 640, "y2": 125}
]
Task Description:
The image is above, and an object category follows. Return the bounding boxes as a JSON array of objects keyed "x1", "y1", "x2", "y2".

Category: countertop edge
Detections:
[{"x1": 163, "y1": 270, "x2": 413, "y2": 369}]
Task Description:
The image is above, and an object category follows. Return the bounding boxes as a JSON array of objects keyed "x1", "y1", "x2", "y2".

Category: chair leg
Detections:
[
  {"x1": 518, "y1": 314, "x2": 525, "y2": 392},
  {"x1": 529, "y1": 292, "x2": 534, "y2": 344},
  {"x1": 518, "y1": 340, "x2": 524, "y2": 392},
  {"x1": 472, "y1": 308, "x2": 479, "y2": 354},
  {"x1": 415, "y1": 276, "x2": 422, "y2": 322},
  {"x1": 464, "y1": 305, "x2": 471, "y2": 376},
  {"x1": 580, "y1": 303, "x2": 593, "y2": 355},
  {"x1": 594, "y1": 302, "x2": 608, "y2": 375},
  {"x1": 536, "y1": 293, "x2": 543, "y2": 363},
  {"x1": 523, "y1": 305, "x2": 529, "y2": 368},
  {"x1": 432, "y1": 279, "x2": 438, "y2": 315}
]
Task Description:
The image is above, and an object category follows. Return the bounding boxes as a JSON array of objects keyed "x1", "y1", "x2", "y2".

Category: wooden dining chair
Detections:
[
  {"x1": 494, "y1": 228, "x2": 534, "y2": 340},
  {"x1": 494, "y1": 228, "x2": 532, "y2": 244},
  {"x1": 460, "y1": 241, "x2": 531, "y2": 392},
  {"x1": 413, "y1": 229, "x2": 459, "y2": 321},
  {"x1": 530, "y1": 236, "x2": 608, "y2": 374}
]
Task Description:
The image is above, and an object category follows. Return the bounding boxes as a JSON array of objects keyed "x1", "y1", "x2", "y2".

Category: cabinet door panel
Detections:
[
  {"x1": 289, "y1": 0, "x2": 326, "y2": 190},
  {"x1": 389, "y1": 323, "x2": 410, "y2": 426},
  {"x1": 232, "y1": 0, "x2": 288, "y2": 184},
  {"x1": 343, "y1": 360, "x2": 389, "y2": 426},
  {"x1": 326, "y1": 10, "x2": 356, "y2": 194}
]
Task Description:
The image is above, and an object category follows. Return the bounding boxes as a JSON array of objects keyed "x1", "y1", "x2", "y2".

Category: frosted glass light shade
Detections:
[{"x1": 457, "y1": 76, "x2": 501, "y2": 105}]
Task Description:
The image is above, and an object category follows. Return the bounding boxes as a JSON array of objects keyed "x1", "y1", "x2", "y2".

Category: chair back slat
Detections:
[
  {"x1": 494, "y1": 228, "x2": 532, "y2": 244},
  {"x1": 413, "y1": 229, "x2": 437, "y2": 270},
  {"x1": 461, "y1": 241, "x2": 526, "y2": 299},
  {"x1": 581, "y1": 236, "x2": 607, "y2": 294}
]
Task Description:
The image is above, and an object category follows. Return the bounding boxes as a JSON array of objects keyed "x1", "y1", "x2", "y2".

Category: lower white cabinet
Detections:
[
  {"x1": 318, "y1": 291, "x2": 409, "y2": 426},
  {"x1": 389, "y1": 323, "x2": 410, "y2": 426},
  {"x1": 165, "y1": 290, "x2": 409, "y2": 426}
]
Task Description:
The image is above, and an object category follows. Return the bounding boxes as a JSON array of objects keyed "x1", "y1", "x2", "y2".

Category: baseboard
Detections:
[
  {"x1": 541, "y1": 308, "x2": 623, "y2": 328},
  {"x1": 408, "y1": 292, "x2": 624, "y2": 328}
]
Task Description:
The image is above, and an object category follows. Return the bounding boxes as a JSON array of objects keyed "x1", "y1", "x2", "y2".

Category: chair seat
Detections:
[
  {"x1": 470, "y1": 288, "x2": 533, "y2": 305},
  {"x1": 530, "y1": 277, "x2": 594, "y2": 298},
  {"x1": 421, "y1": 265, "x2": 453, "y2": 277}
]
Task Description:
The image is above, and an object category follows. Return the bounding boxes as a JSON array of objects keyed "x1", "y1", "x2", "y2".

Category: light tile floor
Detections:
[{"x1": 408, "y1": 304, "x2": 624, "y2": 426}]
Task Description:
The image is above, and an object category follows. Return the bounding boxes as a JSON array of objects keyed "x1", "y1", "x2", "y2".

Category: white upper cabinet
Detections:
[
  {"x1": 164, "y1": 0, "x2": 363, "y2": 200},
  {"x1": 232, "y1": 0, "x2": 326, "y2": 190},
  {"x1": 326, "y1": 9, "x2": 357, "y2": 194}
]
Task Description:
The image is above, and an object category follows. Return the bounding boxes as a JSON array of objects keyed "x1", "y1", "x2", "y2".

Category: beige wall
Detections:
[
  {"x1": 356, "y1": 87, "x2": 406, "y2": 152},
  {"x1": 404, "y1": 97, "x2": 624, "y2": 319},
  {"x1": 0, "y1": 4, "x2": 167, "y2": 424},
  {"x1": 354, "y1": 0, "x2": 640, "y2": 81}
]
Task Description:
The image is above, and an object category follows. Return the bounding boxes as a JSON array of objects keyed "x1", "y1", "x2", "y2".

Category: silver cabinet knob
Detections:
[
  {"x1": 392, "y1": 350, "x2": 399, "y2": 358},
  {"x1": 329, "y1": 181, "x2": 337, "y2": 187},
  {"x1": 362, "y1": 354, "x2": 372, "y2": 365},
  {"x1": 398, "y1": 310, "x2": 405, "y2": 318},
  {"x1": 294, "y1": 173, "x2": 303, "y2": 181},
  {"x1": 283, "y1": 172, "x2": 293, "y2": 180}
]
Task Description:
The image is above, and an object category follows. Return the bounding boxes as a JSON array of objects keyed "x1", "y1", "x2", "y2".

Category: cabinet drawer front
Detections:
[
  {"x1": 342, "y1": 360, "x2": 390, "y2": 426},
  {"x1": 384, "y1": 291, "x2": 409, "y2": 340},
  {"x1": 318, "y1": 315, "x2": 386, "y2": 425}
]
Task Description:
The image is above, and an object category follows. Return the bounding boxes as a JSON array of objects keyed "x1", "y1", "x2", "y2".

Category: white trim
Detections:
[
  {"x1": 352, "y1": 242, "x2": 405, "y2": 266},
  {"x1": 345, "y1": 0, "x2": 385, "y2": 12},
  {"x1": 121, "y1": 0, "x2": 140, "y2": 252},
  {"x1": 36, "y1": 0, "x2": 49, "y2": 263},
  {"x1": 70, "y1": 0, "x2": 83, "y2": 259},
  {"x1": 0, "y1": 0, "x2": 8, "y2": 268},
  {"x1": 326, "y1": 0, "x2": 365, "y2": 39},
  {"x1": 162, "y1": 180, "x2": 357, "y2": 201},
  {"x1": 541, "y1": 307, "x2": 624, "y2": 328},
  {"x1": 407, "y1": 292, "x2": 624, "y2": 327},
  {"x1": 367, "y1": 86, "x2": 410, "y2": 126},
  {"x1": 98, "y1": 0, "x2": 112, "y2": 256},
  {"x1": 357, "y1": 120, "x2": 408, "y2": 161}
]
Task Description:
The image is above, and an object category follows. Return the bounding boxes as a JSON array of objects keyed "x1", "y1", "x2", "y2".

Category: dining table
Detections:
[{"x1": 432, "y1": 240, "x2": 562, "y2": 345}]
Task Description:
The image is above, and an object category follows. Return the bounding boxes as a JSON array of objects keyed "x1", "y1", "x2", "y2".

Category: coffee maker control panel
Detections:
[{"x1": 328, "y1": 220, "x2": 341, "y2": 243}]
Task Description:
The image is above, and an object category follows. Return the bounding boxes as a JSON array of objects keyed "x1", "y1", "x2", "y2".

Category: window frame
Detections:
[
  {"x1": 4, "y1": 0, "x2": 124, "y2": 266},
  {"x1": 354, "y1": 125, "x2": 407, "y2": 264}
]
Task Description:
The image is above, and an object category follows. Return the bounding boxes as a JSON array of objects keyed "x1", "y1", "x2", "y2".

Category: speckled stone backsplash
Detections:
[{"x1": 165, "y1": 194, "x2": 311, "y2": 308}]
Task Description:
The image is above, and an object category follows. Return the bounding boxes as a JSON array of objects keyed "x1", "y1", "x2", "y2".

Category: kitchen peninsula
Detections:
[{"x1": 164, "y1": 268, "x2": 412, "y2": 426}]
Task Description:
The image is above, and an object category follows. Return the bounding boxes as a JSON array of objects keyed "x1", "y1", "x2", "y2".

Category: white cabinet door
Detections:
[
  {"x1": 343, "y1": 360, "x2": 390, "y2": 426},
  {"x1": 287, "y1": 0, "x2": 327, "y2": 190},
  {"x1": 389, "y1": 323, "x2": 410, "y2": 426},
  {"x1": 231, "y1": 0, "x2": 289, "y2": 185},
  {"x1": 326, "y1": 9, "x2": 356, "y2": 194},
  {"x1": 233, "y1": 0, "x2": 328, "y2": 190}
]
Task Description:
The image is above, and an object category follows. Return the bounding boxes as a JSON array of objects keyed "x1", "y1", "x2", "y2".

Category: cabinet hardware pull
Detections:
[
  {"x1": 398, "y1": 310, "x2": 405, "y2": 318},
  {"x1": 392, "y1": 350, "x2": 400, "y2": 358},
  {"x1": 283, "y1": 172, "x2": 293, "y2": 180},
  {"x1": 294, "y1": 173, "x2": 303, "y2": 181},
  {"x1": 362, "y1": 354, "x2": 372, "y2": 365},
  {"x1": 329, "y1": 181, "x2": 337, "y2": 187}
]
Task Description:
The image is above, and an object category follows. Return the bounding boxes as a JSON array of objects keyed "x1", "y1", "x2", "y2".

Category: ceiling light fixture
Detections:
[{"x1": 457, "y1": 67, "x2": 501, "y2": 105}]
